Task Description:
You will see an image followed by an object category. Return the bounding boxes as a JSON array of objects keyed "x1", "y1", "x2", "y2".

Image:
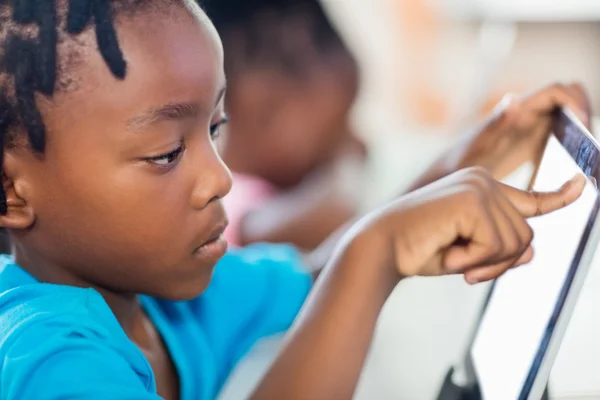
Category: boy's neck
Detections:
[{"x1": 13, "y1": 245, "x2": 144, "y2": 338}]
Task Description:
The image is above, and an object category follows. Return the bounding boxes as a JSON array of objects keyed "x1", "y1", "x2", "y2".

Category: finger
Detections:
[
  {"x1": 463, "y1": 256, "x2": 517, "y2": 284},
  {"x1": 443, "y1": 201, "x2": 502, "y2": 272},
  {"x1": 500, "y1": 174, "x2": 585, "y2": 217},
  {"x1": 463, "y1": 246, "x2": 534, "y2": 284},
  {"x1": 488, "y1": 191, "x2": 525, "y2": 261},
  {"x1": 463, "y1": 250, "x2": 521, "y2": 285},
  {"x1": 566, "y1": 83, "x2": 593, "y2": 130},
  {"x1": 464, "y1": 262, "x2": 509, "y2": 284},
  {"x1": 523, "y1": 83, "x2": 590, "y2": 126},
  {"x1": 495, "y1": 186, "x2": 535, "y2": 252},
  {"x1": 468, "y1": 189, "x2": 524, "y2": 268},
  {"x1": 514, "y1": 245, "x2": 535, "y2": 266}
]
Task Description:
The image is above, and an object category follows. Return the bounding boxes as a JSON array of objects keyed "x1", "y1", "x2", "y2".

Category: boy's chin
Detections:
[{"x1": 148, "y1": 265, "x2": 217, "y2": 301}]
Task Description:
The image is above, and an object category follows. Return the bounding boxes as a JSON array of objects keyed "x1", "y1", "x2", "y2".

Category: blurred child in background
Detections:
[
  {"x1": 204, "y1": 0, "x2": 592, "y2": 252},
  {"x1": 204, "y1": 0, "x2": 366, "y2": 250}
]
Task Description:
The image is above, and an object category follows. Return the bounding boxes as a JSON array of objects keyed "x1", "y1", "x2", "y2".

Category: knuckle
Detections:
[
  {"x1": 461, "y1": 186, "x2": 485, "y2": 208},
  {"x1": 526, "y1": 225, "x2": 534, "y2": 242},
  {"x1": 527, "y1": 190, "x2": 543, "y2": 216},
  {"x1": 570, "y1": 81, "x2": 584, "y2": 91},
  {"x1": 486, "y1": 239, "x2": 503, "y2": 258},
  {"x1": 465, "y1": 166, "x2": 489, "y2": 178},
  {"x1": 506, "y1": 238, "x2": 521, "y2": 255},
  {"x1": 549, "y1": 81, "x2": 566, "y2": 92},
  {"x1": 523, "y1": 224, "x2": 534, "y2": 245},
  {"x1": 462, "y1": 168, "x2": 493, "y2": 192}
]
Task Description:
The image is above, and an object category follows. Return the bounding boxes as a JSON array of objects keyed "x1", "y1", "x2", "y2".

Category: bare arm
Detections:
[
  {"x1": 254, "y1": 231, "x2": 397, "y2": 399},
  {"x1": 250, "y1": 169, "x2": 585, "y2": 399}
]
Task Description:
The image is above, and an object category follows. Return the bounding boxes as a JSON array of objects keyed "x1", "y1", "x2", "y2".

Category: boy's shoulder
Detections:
[
  {"x1": 0, "y1": 256, "x2": 132, "y2": 358},
  {"x1": 0, "y1": 256, "x2": 116, "y2": 338},
  {"x1": 0, "y1": 257, "x2": 156, "y2": 398}
]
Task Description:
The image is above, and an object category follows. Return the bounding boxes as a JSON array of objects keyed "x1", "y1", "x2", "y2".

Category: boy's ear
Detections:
[{"x1": 0, "y1": 152, "x2": 35, "y2": 230}]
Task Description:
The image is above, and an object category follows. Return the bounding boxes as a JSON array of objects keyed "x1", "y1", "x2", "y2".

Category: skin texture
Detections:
[{"x1": 0, "y1": 3, "x2": 592, "y2": 399}]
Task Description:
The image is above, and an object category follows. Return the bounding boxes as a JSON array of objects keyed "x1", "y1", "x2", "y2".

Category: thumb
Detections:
[{"x1": 500, "y1": 174, "x2": 586, "y2": 217}]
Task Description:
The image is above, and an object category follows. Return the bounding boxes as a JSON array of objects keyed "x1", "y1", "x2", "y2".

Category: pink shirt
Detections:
[{"x1": 223, "y1": 173, "x2": 276, "y2": 246}]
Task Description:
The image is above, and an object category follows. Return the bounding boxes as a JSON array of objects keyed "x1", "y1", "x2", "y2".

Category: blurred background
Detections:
[{"x1": 217, "y1": 1, "x2": 600, "y2": 399}]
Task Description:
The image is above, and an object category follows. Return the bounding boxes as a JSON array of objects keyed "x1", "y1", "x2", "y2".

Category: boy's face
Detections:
[
  {"x1": 6, "y1": 3, "x2": 231, "y2": 299},
  {"x1": 223, "y1": 62, "x2": 358, "y2": 188}
]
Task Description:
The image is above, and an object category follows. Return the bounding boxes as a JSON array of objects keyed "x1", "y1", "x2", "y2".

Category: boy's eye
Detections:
[
  {"x1": 210, "y1": 116, "x2": 229, "y2": 140},
  {"x1": 145, "y1": 143, "x2": 185, "y2": 167}
]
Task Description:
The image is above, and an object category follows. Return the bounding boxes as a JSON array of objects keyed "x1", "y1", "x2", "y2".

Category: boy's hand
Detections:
[
  {"x1": 452, "y1": 83, "x2": 591, "y2": 180},
  {"x1": 360, "y1": 167, "x2": 585, "y2": 284},
  {"x1": 254, "y1": 168, "x2": 585, "y2": 400}
]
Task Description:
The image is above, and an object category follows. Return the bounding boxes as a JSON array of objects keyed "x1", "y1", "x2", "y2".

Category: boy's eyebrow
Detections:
[{"x1": 125, "y1": 86, "x2": 227, "y2": 132}]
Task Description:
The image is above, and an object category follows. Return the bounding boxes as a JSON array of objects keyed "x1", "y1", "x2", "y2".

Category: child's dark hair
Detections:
[
  {"x1": 202, "y1": 0, "x2": 355, "y2": 79},
  {"x1": 0, "y1": 0, "x2": 179, "y2": 252},
  {"x1": 0, "y1": 0, "x2": 184, "y2": 212}
]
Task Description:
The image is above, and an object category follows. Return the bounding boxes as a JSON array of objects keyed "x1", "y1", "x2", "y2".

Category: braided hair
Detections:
[
  {"x1": 0, "y1": 0, "x2": 184, "y2": 215},
  {"x1": 0, "y1": 0, "x2": 184, "y2": 253},
  {"x1": 202, "y1": 0, "x2": 355, "y2": 79}
]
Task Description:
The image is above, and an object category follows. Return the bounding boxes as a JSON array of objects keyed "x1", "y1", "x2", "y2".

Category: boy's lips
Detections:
[
  {"x1": 202, "y1": 221, "x2": 228, "y2": 245},
  {"x1": 193, "y1": 220, "x2": 229, "y2": 263}
]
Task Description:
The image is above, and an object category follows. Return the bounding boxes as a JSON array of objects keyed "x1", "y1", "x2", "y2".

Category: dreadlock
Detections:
[
  {"x1": 0, "y1": 0, "x2": 184, "y2": 215},
  {"x1": 0, "y1": 0, "x2": 184, "y2": 253},
  {"x1": 202, "y1": 0, "x2": 354, "y2": 79}
]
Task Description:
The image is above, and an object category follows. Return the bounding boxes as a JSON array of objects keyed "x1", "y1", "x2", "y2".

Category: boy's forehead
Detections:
[{"x1": 51, "y1": 3, "x2": 224, "y2": 116}]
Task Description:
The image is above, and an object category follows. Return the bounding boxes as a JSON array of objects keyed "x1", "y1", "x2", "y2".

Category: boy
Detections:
[{"x1": 0, "y1": 1, "x2": 588, "y2": 399}]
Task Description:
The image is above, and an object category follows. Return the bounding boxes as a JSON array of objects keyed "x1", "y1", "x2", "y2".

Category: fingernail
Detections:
[
  {"x1": 564, "y1": 174, "x2": 584, "y2": 188},
  {"x1": 465, "y1": 275, "x2": 479, "y2": 285},
  {"x1": 560, "y1": 179, "x2": 573, "y2": 191}
]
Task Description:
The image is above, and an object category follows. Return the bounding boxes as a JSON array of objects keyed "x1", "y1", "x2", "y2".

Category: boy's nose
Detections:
[{"x1": 190, "y1": 151, "x2": 233, "y2": 210}]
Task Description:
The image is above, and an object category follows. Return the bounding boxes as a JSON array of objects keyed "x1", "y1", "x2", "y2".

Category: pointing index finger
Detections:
[{"x1": 500, "y1": 174, "x2": 586, "y2": 218}]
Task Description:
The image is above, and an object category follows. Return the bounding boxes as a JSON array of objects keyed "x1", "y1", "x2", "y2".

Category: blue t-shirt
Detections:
[{"x1": 0, "y1": 244, "x2": 312, "y2": 400}]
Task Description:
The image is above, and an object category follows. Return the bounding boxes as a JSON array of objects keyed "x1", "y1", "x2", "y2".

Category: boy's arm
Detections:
[
  {"x1": 251, "y1": 168, "x2": 584, "y2": 400},
  {"x1": 255, "y1": 230, "x2": 397, "y2": 399}
]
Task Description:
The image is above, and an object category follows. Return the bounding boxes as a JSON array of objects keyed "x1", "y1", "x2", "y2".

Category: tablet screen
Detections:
[{"x1": 470, "y1": 113, "x2": 600, "y2": 400}]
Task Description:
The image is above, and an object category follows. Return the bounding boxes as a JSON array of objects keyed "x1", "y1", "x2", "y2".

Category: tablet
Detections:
[{"x1": 468, "y1": 108, "x2": 600, "y2": 400}]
